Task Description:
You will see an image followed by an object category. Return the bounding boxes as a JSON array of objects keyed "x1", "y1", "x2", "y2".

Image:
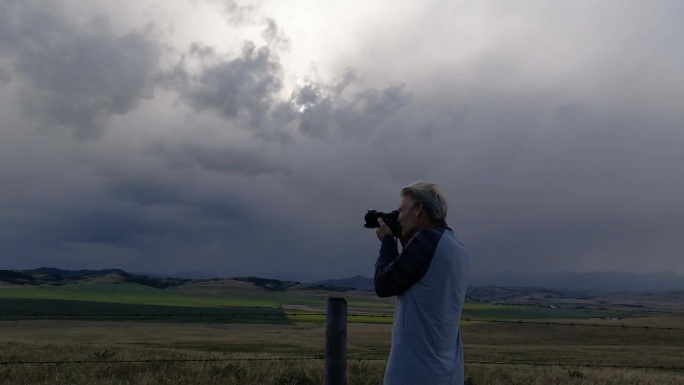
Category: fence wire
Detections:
[
  {"x1": 0, "y1": 357, "x2": 321, "y2": 365},
  {"x1": 2, "y1": 357, "x2": 684, "y2": 372},
  {"x1": 2, "y1": 311, "x2": 683, "y2": 331}
]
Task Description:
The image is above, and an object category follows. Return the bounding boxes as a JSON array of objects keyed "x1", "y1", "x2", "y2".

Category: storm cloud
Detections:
[
  {"x1": 165, "y1": 42, "x2": 283, "y2": 128},
  {"x1": 0, "y1": 0, "x2": 162, "y2": 139},
  {"x1": 1, "y1": 0, "x2": 683, "y2": 281}
]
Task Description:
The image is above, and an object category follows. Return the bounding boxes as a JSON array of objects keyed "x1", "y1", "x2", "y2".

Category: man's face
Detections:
[{"x1": 397, "y1": 196, "x2": 420, "y2": 238}]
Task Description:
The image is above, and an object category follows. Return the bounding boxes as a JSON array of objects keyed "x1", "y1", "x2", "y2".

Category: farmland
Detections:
[
  {"x1": 1, "y1": 281, "x2": 683, "y2": 384},
  {"x1": 0, "y1": 281, "x2": 628, "y2": 323}
]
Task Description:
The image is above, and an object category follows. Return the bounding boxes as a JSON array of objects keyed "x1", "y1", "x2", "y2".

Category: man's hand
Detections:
[{"x1": 376, "y1": 218, "x2": 393, "y2": 241}]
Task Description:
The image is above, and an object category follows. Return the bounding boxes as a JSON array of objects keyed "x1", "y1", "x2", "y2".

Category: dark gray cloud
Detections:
[
  {"x1": 148, "y1": 140, "x2": 291, "y2": 176},
  {"x1": 0, "y1": 66, "x2": 9, "y2": 85},
  {"x1": 0, "y1": 1, "x2": 162, "y2": 139},
  {"x1": 1, "y1": 0, "x2": 683, "y2": 281},
  {"x1": 164, "y1": 41, "x2": 283, "y2": 130},
  {"x1": 420, "y1": 101, "x2": 684, "y2": 274},
  {"x1": 297, "y1": 84, "x2": 410, "y2": 141},
  {"x1": 286, "y1": 67, "x2": 412, "y2": 145}
]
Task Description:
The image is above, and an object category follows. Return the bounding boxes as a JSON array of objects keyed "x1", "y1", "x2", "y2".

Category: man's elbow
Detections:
[
  {"x1": 374, "y1": 281, "x2": 397, "y2": 298},
  {"x1": 375, "y1": 287, "x2": 394, "y2": 298}
]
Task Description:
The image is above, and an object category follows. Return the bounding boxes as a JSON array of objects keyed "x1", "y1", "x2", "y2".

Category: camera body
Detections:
[{"x1": 364, "y1": 210, "x2": 403, "y2": 238}]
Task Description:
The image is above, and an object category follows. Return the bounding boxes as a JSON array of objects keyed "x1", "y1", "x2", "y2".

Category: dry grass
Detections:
[
  {"x1": 1, "y1": 317, "x2": 683, "y2": 384},
  {"x1": 462, "y1": 321, "x2": 684, "y2": 367}
]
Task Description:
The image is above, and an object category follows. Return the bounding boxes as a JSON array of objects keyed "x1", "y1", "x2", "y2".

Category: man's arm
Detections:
[{"x1": 374, "y1": 229, "x2": 443, "y2": 298}]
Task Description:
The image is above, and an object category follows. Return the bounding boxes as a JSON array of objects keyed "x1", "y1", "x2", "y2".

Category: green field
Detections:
[
  {"x1": 0, "y1": 282, "x2": 630, "y2": 324},
  {"x1": 0, "y1": 283, "x2": 280, "y2": 308}
]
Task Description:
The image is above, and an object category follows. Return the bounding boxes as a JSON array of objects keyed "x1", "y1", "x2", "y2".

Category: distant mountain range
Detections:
[
  {"x1": 317, "y1": 271, "x2": 684, "y2": 293},
  {"x1": 316, "y1": 275, "x2": 374, "y2": 291},
  {"x1": 470, "y1": 271, "x2": 684, "y2": 292},
  {"x1": 0, "y1": 267, "x2": 357, "y2": 292},
  {"x1": 4, "y1": 267, "x2": 684, "y2": 293},
  {"x1": 4, "y1": 267, "x2": 684, "y2": 311},
  {"x1": 0, "y1": 267, "x2": 192, "y2": 289}
]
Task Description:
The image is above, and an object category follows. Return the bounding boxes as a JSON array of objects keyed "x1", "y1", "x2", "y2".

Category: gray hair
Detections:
[{"x1": 400, "y1": 181, "x2": 448, "y2": 225}]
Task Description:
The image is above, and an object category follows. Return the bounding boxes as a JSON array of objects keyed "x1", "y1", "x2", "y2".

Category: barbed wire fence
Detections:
[
  {"x1": 2, "y1": 298, "x2": 684, "y2": 379},
  {"x1": 2, "y1": 312, "x2": 683, "y2": 331},
  {"x1": 2, "y1": 357, "x2": 684, "y2": 372}
]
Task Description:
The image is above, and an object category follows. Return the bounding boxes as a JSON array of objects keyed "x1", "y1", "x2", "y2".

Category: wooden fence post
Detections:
[{"x1": 325, "y1": 297, "x2": 347, "y2": 385}]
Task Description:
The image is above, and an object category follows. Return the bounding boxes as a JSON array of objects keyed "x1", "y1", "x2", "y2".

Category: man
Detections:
[{"x1": 374, "y1": 181, "x2": 470, "y2": 385}]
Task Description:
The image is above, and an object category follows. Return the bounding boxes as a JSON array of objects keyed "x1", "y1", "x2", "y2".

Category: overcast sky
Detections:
[{"x1": 1, "y1": 0, "x2": 682, "y2": 280}]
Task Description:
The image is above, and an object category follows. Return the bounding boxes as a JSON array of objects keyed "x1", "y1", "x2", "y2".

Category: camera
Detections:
[{"x1": 364, "y1": 210, "x2": 402, "y2": 238}]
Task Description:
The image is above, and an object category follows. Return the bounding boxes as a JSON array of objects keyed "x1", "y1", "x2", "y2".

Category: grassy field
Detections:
[
  {"x1": 0, "y1": 283, "x2": 281, "y2": 308},
  {"x1": 0, "y1": 282, "x2": 631, "y2": 323},
  {"x1": 1, "y1": 283, "x2": 682, "y2": 384},
  {"x1": 1, "y1": 318, "x2": 683, "y2": 385}
]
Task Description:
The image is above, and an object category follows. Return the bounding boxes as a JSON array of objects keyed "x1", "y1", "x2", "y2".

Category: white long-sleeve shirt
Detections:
[{"x1": 375, "y1": 227, "x2": 470, "y2": 385}]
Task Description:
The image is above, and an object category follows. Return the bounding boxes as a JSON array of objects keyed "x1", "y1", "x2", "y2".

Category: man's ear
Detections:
[{"x1": 415, "y1": 203, "x2": 424, "y2": 218}]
